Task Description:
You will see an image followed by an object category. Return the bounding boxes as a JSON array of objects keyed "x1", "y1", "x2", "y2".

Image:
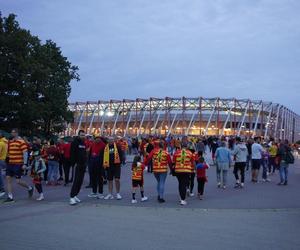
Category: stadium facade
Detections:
[{"x1": 67, "y1": 97, "x2": 300, "y2": 142}]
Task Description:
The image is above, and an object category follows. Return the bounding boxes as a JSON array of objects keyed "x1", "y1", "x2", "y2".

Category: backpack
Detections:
[{"x1": 285, "y1": 151, "x2": 294, "y2": 164}]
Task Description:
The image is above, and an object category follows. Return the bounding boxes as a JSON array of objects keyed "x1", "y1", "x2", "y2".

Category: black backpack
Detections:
[{"x1": 285, "y1": 150, "x2": 294, "y2": 164}]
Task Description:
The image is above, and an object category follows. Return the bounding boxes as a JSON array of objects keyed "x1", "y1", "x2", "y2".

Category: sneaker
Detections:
[
  {"x1": 234, "y1": 183, "x2": 240, "y2": 188},
  {"x1": 97, "y1": 193, "x2": 105, "y2": 199},
  {"x1": 104, "y1": 194, "x2": 114, "y2": 200},
  {"x1": 141, "y1": 196, "x2": 148, "y2": 202},
  {"x1": 0, "y1": 191, "x2": 5, "y2": 198},
  {"x1": 180, "y1": 200, "x2": 187, "y2": 206},
  {"x1": 222, "y1": 185, "x2": 226, "y2": 189},
  {"x1": 284, "y1": 181, "x2": 288, "y2": 185},
  {"x1": 189, "y1": 193, "x2": 195, "y2": 197},
  {"x1": 3, "y1": 197, "x2": 14, "y2": 203},
  {"x1": 131, "y1": 199, "x2": 137, "y2": 204},
  {"x1": 277, "y1": 182, "x2": 284, "y2": 186},
  {"x1": 199, "y1": 195, "x2": 203, "y2": 200},
  {"x1": 217, "y1": 183, "x2": 221, "y2": 188},
  {"x1": 36, "y1": 194, "x2": 44, "y2": 201},
  {"x1": 266, "y1": 178, "x2": 271, "y2": 182},
  {"x1": 28, "y1": 186, "x2": 33, "y2": 198},
  {"x1": 88, "y1": 193, "x2": 98, "y2": 198},
  {"x1": 240, "y1": 183, "x2": 244, "y2": 188},
  {"x1": 74, "y1": 196, "x2": 81, "y2": 203},
  {"x1": 116, "y1": 193, "x2": 122, "y2": 200},
  {"x1": 158, "y1": 198, "x2": 165, "y2": 203},
  {"x1": 69, "y1": 198, "x2": 77, "y2": 205}
]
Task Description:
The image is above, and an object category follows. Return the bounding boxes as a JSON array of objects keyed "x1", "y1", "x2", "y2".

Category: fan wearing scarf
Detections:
[
  {"x1": 145, "y1": 140, "x2": 172, "y2": 203},
  {"x1": 173, "y1": 142, "x2": 195, "y2": 206},
  {"x1": 103, "y1": 137, "x2": 123, "y2": 200}
]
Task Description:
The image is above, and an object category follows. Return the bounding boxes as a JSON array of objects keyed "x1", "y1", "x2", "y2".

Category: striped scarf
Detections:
[{"x1": 103, "y1": 143, "x2": 121, "y2": 168}]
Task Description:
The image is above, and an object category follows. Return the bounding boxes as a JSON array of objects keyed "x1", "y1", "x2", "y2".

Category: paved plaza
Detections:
[{"x1": 1, "y1": 153, "x2": 300, "y2": 250}]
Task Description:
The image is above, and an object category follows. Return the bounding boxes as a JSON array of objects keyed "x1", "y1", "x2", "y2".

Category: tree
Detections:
[{"x1": 0, "y1": 13, "x2": 79, "y2": 136}]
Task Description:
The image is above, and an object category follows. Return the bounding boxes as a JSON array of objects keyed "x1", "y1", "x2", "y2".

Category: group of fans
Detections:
[{"x1": 0, "y1": 128, "x2": 296, "y2": 206}]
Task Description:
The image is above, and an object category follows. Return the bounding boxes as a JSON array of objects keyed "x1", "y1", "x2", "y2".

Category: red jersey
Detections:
[
  {"x1": 63, "y1": 143, "x2": 71, "y2": 159},
  {"x1": 90, "y1": 141, "x2": 106, "y2": 157}
]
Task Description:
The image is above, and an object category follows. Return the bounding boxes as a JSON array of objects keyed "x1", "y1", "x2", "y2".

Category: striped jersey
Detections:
[{"x1": 8, "y1": 139, "x2": 28, "y2": 164}]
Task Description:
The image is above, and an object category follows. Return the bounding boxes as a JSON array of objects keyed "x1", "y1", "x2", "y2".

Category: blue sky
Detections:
[{"x1": 1, "y1": 0, "x2": 300, "y2": 112}]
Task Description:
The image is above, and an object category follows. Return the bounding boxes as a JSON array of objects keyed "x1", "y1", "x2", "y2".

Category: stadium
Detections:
[{"x1": 67, "y1": 97, "x2": 300, "y2": 142}]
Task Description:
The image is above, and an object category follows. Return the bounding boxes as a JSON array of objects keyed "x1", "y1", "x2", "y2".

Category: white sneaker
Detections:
[
  {"x1": 104, "y1": 194, "x2": 114, "y2": 200},
  {"x1": 116, "y1": 193, "x2": 122, "y2": 200},
  {"x1": 74, "y1": 196, "x2": 81, "y2": 203},
  {"x1": 97, "y1": 193, "x2": 105, "y2": 199},
  {"x1": 266, "y1": 178, "x2": 271, "y2": 182},
  {"x1": 180, "y1": 200, "x2": 187, "y2": 206},
  {"x1": 88, "y1": 193, "x2": 98, "y2": 198},
  {"x1": 36, "y1": 194, "x2": 44, "y2": 201},
  {"x1": 141, "y1": 196, "x2": 148, "y2": 202},
  {"x1": 69, "y1": 197, "x2": 77, "y2": 205},
  {"x1": 189, "y1": 193, "x2": 195, "y2": 197},
  {"x1": 131, "y1": 199, "x2": 137, "y2": 204},
  {"x1": 222, "y1": 185, "x2": 226, "y2": 189},
  {"x1": 0, "y1": 191, "x2": 5, "y2": 198}
]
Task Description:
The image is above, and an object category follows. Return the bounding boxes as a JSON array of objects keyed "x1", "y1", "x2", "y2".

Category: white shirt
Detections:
[{"x1": 251, "y1": 143, "x2": 263, "y2": 159}]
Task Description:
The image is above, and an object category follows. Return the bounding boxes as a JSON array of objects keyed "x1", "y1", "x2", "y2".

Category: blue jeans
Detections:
[
  {"x1": 154, "y1": 173, "x2": 167, "y2": 198},
  {"x1": 0, "y1": 160, "x2": 6, "y2": 191},
  {"x1": 48, "y1": 160, "x2": 59, "y2": 182},
  {"x1": 261, "y1": 159, "x2": 268, "y2": 179},
  {"x1": 279, "y1": 162, "x2": 289, "y2": 183}
]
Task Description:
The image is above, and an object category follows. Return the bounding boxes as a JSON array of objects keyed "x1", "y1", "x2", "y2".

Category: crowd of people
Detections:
[{"x1": 0, "y1": 128, "x2": 297, "y2": 206}]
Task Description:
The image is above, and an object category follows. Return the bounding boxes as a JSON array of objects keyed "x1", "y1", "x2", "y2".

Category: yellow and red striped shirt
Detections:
[{"x1": 8, "y1": 139, "x2": 27, "y2": 164}]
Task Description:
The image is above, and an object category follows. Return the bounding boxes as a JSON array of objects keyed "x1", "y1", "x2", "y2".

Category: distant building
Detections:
[{"x1": 67, "y1": 97, "x2": 300, "y2": 142}]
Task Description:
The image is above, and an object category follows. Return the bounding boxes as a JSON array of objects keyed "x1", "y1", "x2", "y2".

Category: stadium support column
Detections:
[
  {"x1": 280, "y1": 107, "x2": 285, "y2": 140},
  {"x1": 168, "y1": 113, "x2": 177, "y2": 136},
  {"x1": 260, "y1": 103, "x2": 264, "y2": 137},
  {"x1": 182, "y1": 96, "x2": 186, "y2": 135},
  {"x1": 186, "y1": 112, "x2": 196, "y2": 136},
  {"x1": 234, "y1": 99, "x2": 237, "y2": 136},
  {"x1": 274, "y1": 104, "x2": 281, "y2": 141},
  {"x1": 122, "y1": 99, "x2": 125, "y2": 136},
  {"x1": 88, "y1": 109, "x2": 97, "y2": 135},
  {"x1": 248, "y1": 100, "x2": 252, "y2": 136},
  {"x1": 149, "y1": 98, "x2": 152, "y2": 135},
  {"x1": 84, "y1": 102, "x2": 89, "y2": 134},
  {"x1": 221, "y1": 100, "x2": 234, "y2": 136},
  {"x1": 217, "y1": 98, "x2": 220, "y2": 136},
  {"x1": 204, "y1": 99, "x2": 217, "y2": 136},
  {"x1": 97, "y1": 101, "x2": 101, "y2": 134},
  {"x1": 237, "y1": 100, "x2": 250, "y2": 136},
  {"x1": 77, "y1": 109, "x2": 84, "y2": 135},
  {"x1": 124, "y1": 111, "x2": 132, "y2": 137},
  {"x1": 199, "y1": 97, "x2": 202, "y2": 136},
  {"x1": 252, "y1": 101, "x2": 263, "y2": 138},
  {"x1": 137, "y1": 111, "x2": 146, "y2": 136},
  {"x1": 264, "y1": 103, "x2": 273, "y2": 140}
]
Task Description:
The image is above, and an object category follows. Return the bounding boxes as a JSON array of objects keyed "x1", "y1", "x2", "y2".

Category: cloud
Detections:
[{"x1": 1, "y1": 0, "x2": 300, "y2": 112}]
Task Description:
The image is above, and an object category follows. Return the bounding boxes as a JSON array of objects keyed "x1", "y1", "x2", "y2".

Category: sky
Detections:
[{"x1": 1, "y1": 0, "x2": 300, "y2": 113}]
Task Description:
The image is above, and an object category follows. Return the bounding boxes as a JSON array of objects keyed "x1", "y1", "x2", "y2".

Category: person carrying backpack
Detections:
[{"x1": 277, "y1": 139, "x2": 294, "y2": 186}]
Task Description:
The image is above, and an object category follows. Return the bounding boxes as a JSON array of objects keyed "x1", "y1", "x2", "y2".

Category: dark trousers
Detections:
[
  {"x1": 70, "y1": 163, "x2": 86, "y2": 198},
  {"x1": 44, "y1": 163, "x2": 48, "y2": 181},
  {"x1": 90, "y1": 157, "x2": 104, "y2": 194},
  {"x1": 268, "y1": 157, "x2": 277, "y2": 173},
  {"x1": 176, "y1": 173, "x2": 190, "y2": 200},
  {"x1": 63, "y1": 158, "x2": 74, "y2": 184},
  {"x1": 87, "y1": 159, "x2": 93, "y2": 185},
  {"x1": 59, "y1": 155, "x2": 64, "y2": 178},
  {"x1": 35, "y1": 183, "x2": 43, "y2": 194},
  {"x1": 233, "y1": 162, "x2": 246, "y2": 183},
  {"x1": 189, "y1": 173, "x2": 195, "y2": 192},
  {"x1": 197, "y1": 177, "x2": 206, "y2": 195}
]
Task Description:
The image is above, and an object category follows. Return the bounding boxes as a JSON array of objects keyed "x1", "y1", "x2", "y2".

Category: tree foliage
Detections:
[{"x1": 0, "y1": 13, "x2": 79, "y2": 136}]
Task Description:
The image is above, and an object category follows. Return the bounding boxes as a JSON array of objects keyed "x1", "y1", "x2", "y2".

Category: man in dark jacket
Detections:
[{"x1": 69, "y1": 130, "x2": 88, "y2": 205}]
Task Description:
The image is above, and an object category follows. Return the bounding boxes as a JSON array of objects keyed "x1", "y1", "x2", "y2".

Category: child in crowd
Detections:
[
  {"x1": 196, "y1": 157, "x2": 209, "y2": 200},
  {"x1": 28, "y1": 151, "x2": 47, "y2": 201},
  {"x1": 131, "y1": 155, "x2": 148, "y2": 204}
]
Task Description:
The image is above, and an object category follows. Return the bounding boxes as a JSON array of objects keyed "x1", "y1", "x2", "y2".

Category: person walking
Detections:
[
  {"x1": 196, "y1": 157, "x2": 209, "y2": 200},
  {"x1": 251, "y1": 137, "x2": 264, "y2": 183},
  {"x1": 87, "y1": 134, "x2": 106, "y2": 199},
  {"x1": 232, "y1": 137, "x2": 248, "y2": 188},
  {"x1": 4, "y1": 129, "x2": 33, "y2": 203},
  {"x1": 69, "y1": 130, "x2": 88, "y2": 205},
  {"x1": 173, "y1": 142, "x2": 195, "y2": 206},
  {"x1": 145, "y1": 141, "x2": 172, "y2": 203},
  {"x1": 277, "y1": 140, "x2": 293, "y2": 185},
  {"x1": 215, "y1": 141, "x2": 231, "y2": 189},
  {"x1": 0, "y1": 132, "x2": 8, "y2": 198},
  {"x1": 47, "y1": 140, "x2": 60, "y2": 185}
]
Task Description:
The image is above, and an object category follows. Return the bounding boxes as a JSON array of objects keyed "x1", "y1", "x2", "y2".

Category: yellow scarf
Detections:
[{"x1": 103, "y1": 143, "x2": 121, "y2": 168}]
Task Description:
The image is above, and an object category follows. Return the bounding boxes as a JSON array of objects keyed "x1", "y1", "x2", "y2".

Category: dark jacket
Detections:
[{"x1": 70, "y1": 137, "x2": 87, "y2": 165}]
